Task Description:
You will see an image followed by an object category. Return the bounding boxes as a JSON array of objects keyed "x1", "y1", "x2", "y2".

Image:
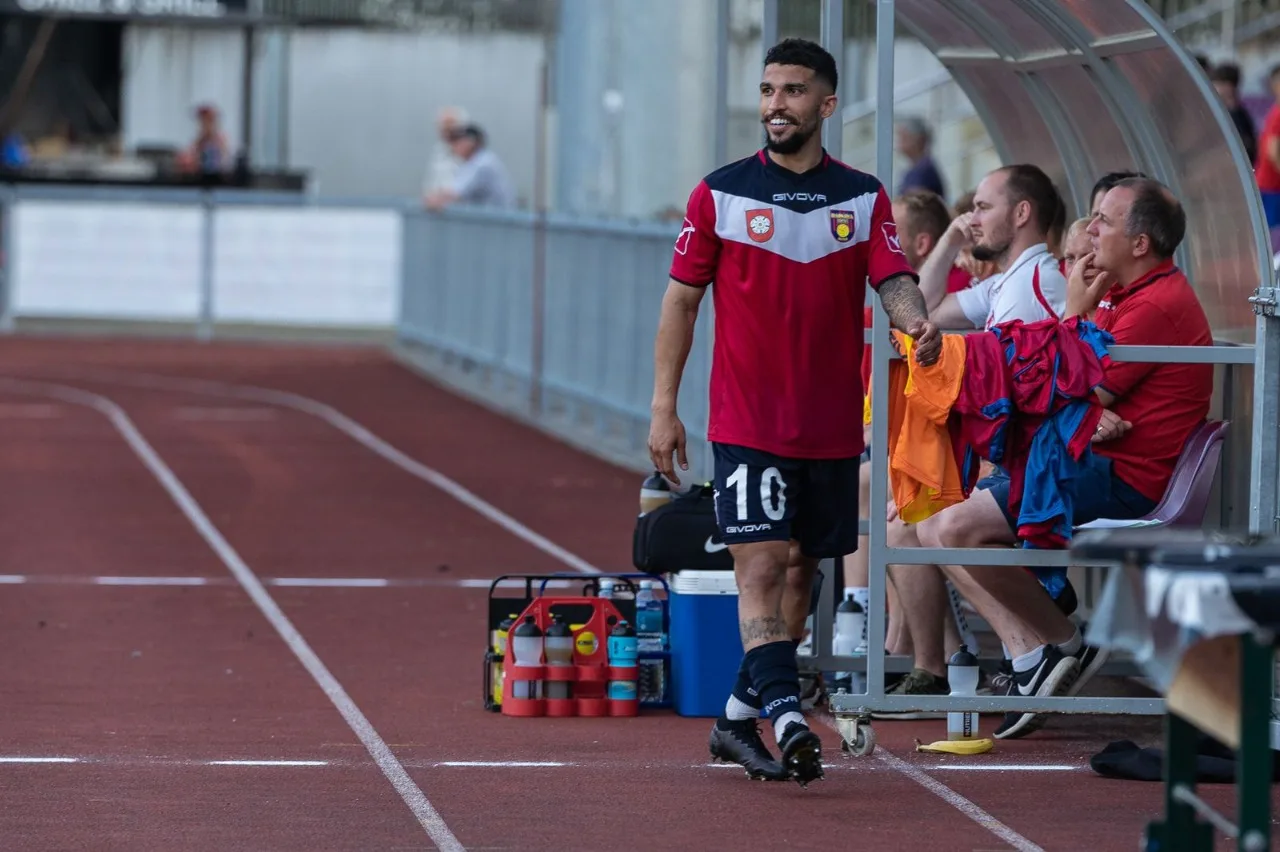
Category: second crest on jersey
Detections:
[
  {"x1": 745, "y1": 208, "x2": 774, "y2": 242},
  {"x1": 830, "y1": 209, "x2": 855, "y2": 243}
]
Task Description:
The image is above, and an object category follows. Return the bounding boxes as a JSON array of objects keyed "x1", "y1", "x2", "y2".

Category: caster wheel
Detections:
[{"x1": 849, "y1": 725, "x2": 876, "y2": 757}]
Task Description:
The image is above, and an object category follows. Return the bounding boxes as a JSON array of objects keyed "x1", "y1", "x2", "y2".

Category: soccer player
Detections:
[{"x1": 647, "y1": 38, "x2": 939, "y2": 786}]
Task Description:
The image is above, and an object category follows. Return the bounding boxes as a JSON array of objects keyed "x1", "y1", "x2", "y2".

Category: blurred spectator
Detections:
[
  {"x1": 896, "y1": 116, "x2": 946, "y2": 199},
  {"x1": 424, "y1": 125, "x2": 516, "y2": 210},
  {"x1": 175, "y1": 104, "x2": 230, "y2": 174},
  {"x1": 424, "y1": 106, "x2": 469, "y2": 196},
  {"x1": 1193, "y1": 53, "x2": 1212, "y2": 75},
  {"x1": 952, "y1": 190, "x2": 976, "y2": 217},
  {"x1": 1254, "y1": 65, "x2": 1280, "y2": 228},
  {"x1": 1210, "y1": 63, "x2": 1258, "y2": 165}
]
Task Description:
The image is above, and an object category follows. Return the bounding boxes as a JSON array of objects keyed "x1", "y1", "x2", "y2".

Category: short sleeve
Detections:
[
  {"x1": 669, "y1": 181, "x2": 721, "y2": 287},
  {"x1": 1098, "y1": 300, "x2": 1179, "y2": 398},
  {"x1": 867, "y1": 187, "x2": 917, "y2": 290},
  {"x1": 954, "y1": 275, "x2": 996, "y2": 328}
]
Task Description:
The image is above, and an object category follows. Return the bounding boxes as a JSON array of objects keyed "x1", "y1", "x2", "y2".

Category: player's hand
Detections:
[
  {"x1": 1066, "y1": 252, "x2": 1112, "y2": 319},
  {"x1": 945, "y1": 212, "x2": 976, "y2": 248},
  {"x1": 908, "y1": 319, "x2": 941, "y2": 366},
  {"x1": 1091, "y1": 408, "x2": 1131, "y2": 443},
  {"x1": 647, "y1": 409, "x2": 688, "y2": 485}
]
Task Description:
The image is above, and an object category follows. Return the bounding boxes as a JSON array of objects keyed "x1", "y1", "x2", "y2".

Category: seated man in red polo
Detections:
[{"x1": 916, "y1": 176, "x2": 1213, "y2": 740}]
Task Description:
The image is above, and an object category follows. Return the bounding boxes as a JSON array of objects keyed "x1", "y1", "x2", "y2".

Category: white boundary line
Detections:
[
  {"x1": 30, "y1": 365, "x2": 1044, "y2": 851},
  {"x1": 0, "y1": 574, "x2": 580, "y2": 589},
  {"x1": 0, "y1": 379, "x2": 464, "y2": 852},
  {"x1": 813, "y1": 716, "x2": 1044, "y2": 851},
  {"x1": 51, "y1": 367, "x2": 602, "y2": 575}
]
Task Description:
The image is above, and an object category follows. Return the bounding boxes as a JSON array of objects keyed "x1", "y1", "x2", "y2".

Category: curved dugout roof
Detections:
[{"x1": 889, "y1": 0, "x2": 1270, "y2": 340}]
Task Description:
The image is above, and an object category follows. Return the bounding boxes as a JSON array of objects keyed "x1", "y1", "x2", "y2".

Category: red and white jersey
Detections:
[{"x1": 669, "y1": 149, "x2": 915, "y2": 459}]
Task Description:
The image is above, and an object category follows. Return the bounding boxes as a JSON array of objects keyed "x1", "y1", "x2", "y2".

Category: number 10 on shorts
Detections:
[{"x1": 722, "y1": 463, "x2": 787, "y2": 522}]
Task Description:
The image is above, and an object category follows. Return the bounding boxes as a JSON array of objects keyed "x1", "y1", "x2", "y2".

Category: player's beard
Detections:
[
  {"x1": 971, "y1": 215, "x2": 1014, "y2": 263},
  {"x1": 763, "y1": 113, "x2": 819, "y2": 155}
]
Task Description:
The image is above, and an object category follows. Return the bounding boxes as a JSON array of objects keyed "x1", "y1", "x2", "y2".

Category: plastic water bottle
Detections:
[
  {"x1": 833, "y1": 592, "x2": 866, "y2": 692},
  {"x1": 607, "y1": 619, "x2": 638, "y2": 701},
  {"x1": 947, "y1": 582, "x2": 980, "y2": 654},
  {"x1": 639, "y1": 471, "x2": 672, "y2": 515},
  {"x1": 510, "y1": 615, "x2": 544, "y2": 700},
  {"x1": 598, "y1": 578, "x2": 616, "y2": 600},
  {"x1": 543, "y1": 614, "x2": 574, "y2": 700},
  {"x1": 946, "y1": 645, "x2": 980, "y2": 740},
  {"x1": 634, "y1": 579, "x2": 666, "y2": 703}
]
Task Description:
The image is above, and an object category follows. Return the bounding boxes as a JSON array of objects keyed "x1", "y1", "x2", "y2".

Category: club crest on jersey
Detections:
[
  {"x1": 745, "y1": 208, "x2": 774, "y2": 242},
  {"x1": 882, "y1": 221, "x2": 905, "y2": 255},
  {"x1": 829, "y1": 209, "x2": 855, "y2": 243}
]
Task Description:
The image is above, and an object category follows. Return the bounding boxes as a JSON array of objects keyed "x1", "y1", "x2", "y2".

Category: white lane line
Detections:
[
  {"x1": 0, "y1": 757, "x2": 79, "y2": 764},
  {"x1": 928, "y1": 764, "x2": 1083, "y2": 772},
  {"x1": 95, "y1": 576, "x2": 209, "y2": 586},
  {"x1": 209, "y1": 760, "x2": 329, "y2": 767},
  {"x1": 0, "y1": 574, "x2": 577, "y2": 590},
  {"x1": 814, "y1": 714, "x2": 1044, "y2": 852},
  {"x1": 0, "y1": 379, "x2": 463, "y2": 852},
  {"x1": 0, "y1": 403, "x2": 62, "y2": 419},
  {"x1": 269, "y1": 577, "x2": 390, "y2": 588},
  {"x1": 436, "y1": 761, "x2": 570, "y2": 768},
  {"x1": 171, "y1": 406, "x2": 278, "y2": 422},
  {"x1": 59, "y1": 368, "x2": 602, "y2": 575}
]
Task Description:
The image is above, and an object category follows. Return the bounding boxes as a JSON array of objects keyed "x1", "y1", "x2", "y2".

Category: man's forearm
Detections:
[
  {"x1": 877, "y1": 274, "x2": 930, "y2": 332},
  {"x1": 915, "y1": 234, "x2": 963, "y2": 312},
  {"x1": 651, "y1": 297, "x2": 699, "y2": 412}
]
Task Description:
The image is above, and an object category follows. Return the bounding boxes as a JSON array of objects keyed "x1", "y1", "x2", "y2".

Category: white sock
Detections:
[
  {"x1": 725, "y1": 694, "x2": 760, "y2": 721},
  {"x1": 772, "y1": 710, "x2": 806, "y2": 742},
  {"x1": 1001, "y1": 643, "x2": 1011, "y2": 660},
  {"x1": 1012, "y1": 645, "x2": 1046, "y2": 674},
  {"x1": 1057, "y1": 626, "x2": 1083, "y2": 657}
]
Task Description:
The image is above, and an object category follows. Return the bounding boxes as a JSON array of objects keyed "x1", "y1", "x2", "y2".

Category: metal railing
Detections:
[{"x1": 820, "y1": 303, "x2": 1265, "y2": 719}]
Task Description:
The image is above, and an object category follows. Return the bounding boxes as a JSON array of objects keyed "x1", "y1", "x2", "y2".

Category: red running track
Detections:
[{"x1": 0, "y1": 337, "x2": 1266, "y2": 851}]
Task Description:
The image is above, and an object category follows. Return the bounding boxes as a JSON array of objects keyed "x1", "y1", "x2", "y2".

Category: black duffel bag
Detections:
[{"x1": 632, "y1": 483, "x2": 733, "y2": 575}]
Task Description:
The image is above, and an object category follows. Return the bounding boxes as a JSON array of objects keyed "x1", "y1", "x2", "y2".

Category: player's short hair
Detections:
[
  {"x1": 1091, "y1": 170, "x2": 1146, "y2": 206},
  {"x1": 997, "y1": 164, "x2": 1065, "y2": 237},
  {"x1": 1115, "y1": 177, "x2": 1185, "y2": 259},
  {"x1": 764, "y1": 38, "x2": 838, "y2": 93},
  {"x1": 1210, "y1": 62, "x2": 1241, "y2": 88},
  {"x1": 894, "y1": 190, "x2": 951, "y2": 243}
]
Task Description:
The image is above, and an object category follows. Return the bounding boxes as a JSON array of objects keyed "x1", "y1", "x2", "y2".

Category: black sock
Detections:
[
  {"x1": 746, "y1": 640, "x2": 806, "y2": 741},
  {"x1": 722, "y1": 656, "x2": 762, "y2": 722}
]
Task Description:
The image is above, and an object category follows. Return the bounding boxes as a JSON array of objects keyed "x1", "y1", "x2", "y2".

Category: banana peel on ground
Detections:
[{"x1": 914, "y1": 737, "x2": 995, "y2": 755}]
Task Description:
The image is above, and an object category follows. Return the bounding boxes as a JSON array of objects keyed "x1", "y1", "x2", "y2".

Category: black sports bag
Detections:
[{"x1": 632, "y1": 483, "x2": 734, "y2": 575}]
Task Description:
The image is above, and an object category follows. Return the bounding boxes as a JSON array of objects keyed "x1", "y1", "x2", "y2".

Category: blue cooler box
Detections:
[{"x1": 668, "y1": 570, "x2": 743, "y2": 717}]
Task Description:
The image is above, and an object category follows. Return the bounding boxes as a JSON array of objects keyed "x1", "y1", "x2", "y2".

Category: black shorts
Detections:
[{"x1": 711, "y1": 442, "x2": 861, "y2": 559}]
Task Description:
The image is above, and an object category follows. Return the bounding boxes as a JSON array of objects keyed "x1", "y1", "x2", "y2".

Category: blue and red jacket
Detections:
[{"x1": 952, "y1": 316, "x2": 1114, "y2": 549}]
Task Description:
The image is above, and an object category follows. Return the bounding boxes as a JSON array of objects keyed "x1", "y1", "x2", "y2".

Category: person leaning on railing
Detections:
[{"x1": 916, "y1": 177, "x2": 1214, "y2": 741}]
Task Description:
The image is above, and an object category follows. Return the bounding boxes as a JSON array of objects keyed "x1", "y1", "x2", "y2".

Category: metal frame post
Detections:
[
  {"x1": 820, "y1": 0, "x2": 844, "y2": 161},
  {"x1": 197, "y1": 191, "x2": 215, "y2": 342},
  {"x1": 0, "y1": 184, "x2": 14, "y2": 333},
  {"x1": 863, "y1": 0, "x2": 897, "y2": 711}
]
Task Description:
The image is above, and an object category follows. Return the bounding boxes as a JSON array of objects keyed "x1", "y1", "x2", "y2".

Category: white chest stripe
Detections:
[{"x1": 711, "y1": 189, "x2": 878, "y2": 264}]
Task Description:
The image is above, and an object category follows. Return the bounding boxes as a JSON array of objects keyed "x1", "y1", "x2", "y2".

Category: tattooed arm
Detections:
[{"x1": 877, "y1": 274, "x2": 941, "y2": 365}]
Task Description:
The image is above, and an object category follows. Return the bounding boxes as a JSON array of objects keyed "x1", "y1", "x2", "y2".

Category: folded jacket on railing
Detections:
[
  {"x1": 869, "y1": 317, "x2": 1114, "y2": 545},
  {"x1": 956, "y1": 316, "x2": 1114, "y2": 548}
]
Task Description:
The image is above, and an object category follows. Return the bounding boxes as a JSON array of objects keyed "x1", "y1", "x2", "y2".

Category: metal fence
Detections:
[{"x1": 397, "y1": 207, "x2": 718, "y2": 477}]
